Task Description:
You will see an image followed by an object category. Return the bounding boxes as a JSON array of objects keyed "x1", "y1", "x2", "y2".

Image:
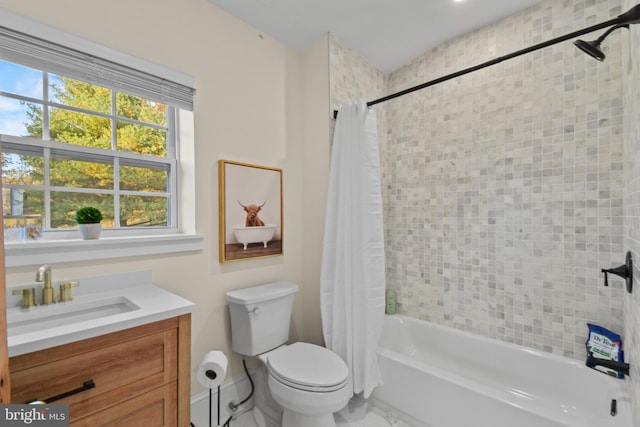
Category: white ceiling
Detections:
[{"x1": 208, "y1": 0, "x2": 542, "y2": 73}]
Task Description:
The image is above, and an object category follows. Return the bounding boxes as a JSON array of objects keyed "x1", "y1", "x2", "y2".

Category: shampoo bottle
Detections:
[{"x1": 385, "y1": 289, "x2": 397, "y2": 314}]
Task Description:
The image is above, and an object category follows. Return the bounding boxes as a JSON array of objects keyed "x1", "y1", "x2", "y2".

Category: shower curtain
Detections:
[{"x1": 320, "y1": 100, "x2": 385, "y2": 399}]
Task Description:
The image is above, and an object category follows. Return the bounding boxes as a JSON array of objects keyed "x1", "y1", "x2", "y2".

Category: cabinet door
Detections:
[
  {"x1": 11, "y1": 318, "x2": 178, "y2": 420},
  {"x1": 71, "y1": 384, "x2": 176, "y2": 427}
]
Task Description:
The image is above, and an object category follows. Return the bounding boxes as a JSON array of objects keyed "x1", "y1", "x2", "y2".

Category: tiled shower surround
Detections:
[
  {"x1": 384, "y1": 0, "x2": 626, "y2": 358},
  {"x1": 331, "y1": 0, "x2": 639, "y2": 419}
]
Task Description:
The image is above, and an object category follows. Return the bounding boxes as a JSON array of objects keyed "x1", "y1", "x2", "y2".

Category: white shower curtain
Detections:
[{"x1": 321, "y1": 100, "x2": 385, "y2": 399}]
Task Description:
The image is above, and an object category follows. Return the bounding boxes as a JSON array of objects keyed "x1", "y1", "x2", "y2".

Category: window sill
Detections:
[{"x1": 5, "y1": 234, "x2": 205, "y2": 267}]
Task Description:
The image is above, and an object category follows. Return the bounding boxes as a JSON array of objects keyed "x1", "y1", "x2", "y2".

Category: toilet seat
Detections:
[{"x1": 266, "y1": 342, "x2": 349, "y2": 393}]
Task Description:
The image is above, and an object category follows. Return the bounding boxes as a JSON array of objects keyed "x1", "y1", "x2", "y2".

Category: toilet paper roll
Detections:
[{"x1": 197, "y1": 350, "x2": 228, "y2": 389}]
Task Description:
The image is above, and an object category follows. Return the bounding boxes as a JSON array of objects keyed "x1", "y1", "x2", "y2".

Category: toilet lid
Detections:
[{"x1": 267, "y1": 342, "x2": 349, "y2": 391}]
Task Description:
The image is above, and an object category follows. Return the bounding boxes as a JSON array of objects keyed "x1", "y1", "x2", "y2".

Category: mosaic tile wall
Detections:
[
  {"x1": 383, "y1": 0, "x2": 625, "y2": 359},
  {"x1": 329, "y1": 0, "x2": 632, "y2": 364},
  {"x1": 329, "y1": 36, "x2": 387, "y2": 146},
  {"x1": 622, "y1": 0, "x2": 640, "y2": 420}
]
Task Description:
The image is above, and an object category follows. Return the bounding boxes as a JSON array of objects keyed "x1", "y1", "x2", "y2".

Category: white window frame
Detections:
[
  {"x1": 0, "y1": 8, "x2": 203, "y2": 266},
  {"x1": 1, "y1": 133, "x2": 177, "y2": 236}
]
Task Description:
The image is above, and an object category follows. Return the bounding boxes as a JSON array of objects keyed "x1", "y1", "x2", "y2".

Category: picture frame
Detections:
[{"x1": 218, "y1": 160, "x2": 283, "y2": 262}]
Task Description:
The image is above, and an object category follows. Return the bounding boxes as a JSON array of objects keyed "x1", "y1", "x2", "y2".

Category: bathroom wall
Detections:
[
  {"x1": 0, "y1": 0, "x2": 321, "y2": 395},
  {"x1": 382, "y1": 0, "x2": 626, "y2": 359},
  {"x1": 300, "y1": 34, "x2": 332, "y2": 347},
  {"x1": 329, "y1": 36, "x2": 387, "y2": 121},
  {"x1": 622, "y1": 0, "x2": 640, "y2": 421},
  {"x1": 329, "y1": 35, "x2": 388, "y2": 173}
]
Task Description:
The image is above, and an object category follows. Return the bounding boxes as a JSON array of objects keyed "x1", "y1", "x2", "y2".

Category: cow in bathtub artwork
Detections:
[
  {"x1": 219, "y1": 160, "x2": 283, "y2": 262},
  {"x1": 233, "y1": 200, "x2": 277, "y2": 250},
  {"x1": 232, "y1": 200, "x2": 277, "y2": 252},
  {"x1": 238, "y1": 200, "x2": 266, "y2": 227}
]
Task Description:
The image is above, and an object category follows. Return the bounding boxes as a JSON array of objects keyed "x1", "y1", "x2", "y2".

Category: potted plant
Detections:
[{"x1": 76, "y1": 206, "x2": 103, "y2": 240}]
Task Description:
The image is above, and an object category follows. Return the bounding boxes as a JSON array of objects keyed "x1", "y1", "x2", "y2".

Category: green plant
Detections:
[{"x1": 75, "y1": 206, "x2": 103, "y2": 224}]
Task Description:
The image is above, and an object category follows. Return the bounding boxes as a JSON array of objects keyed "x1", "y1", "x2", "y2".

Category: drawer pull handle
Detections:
[{"x1": 28, "y1": 380, "x2": 95, "y2": 404}]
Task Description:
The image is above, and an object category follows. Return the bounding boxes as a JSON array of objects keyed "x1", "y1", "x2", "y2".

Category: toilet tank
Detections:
[{"x1": 226, "y1": 282, "x2": 299, "y2": 356}]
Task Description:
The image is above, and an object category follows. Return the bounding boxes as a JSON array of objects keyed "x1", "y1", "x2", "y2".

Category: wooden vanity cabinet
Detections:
[{"x1": 9, "y1": 314, "x2": 191, "y2": 426}]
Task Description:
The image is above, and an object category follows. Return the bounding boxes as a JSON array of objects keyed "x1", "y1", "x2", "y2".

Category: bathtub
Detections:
[
  {"x1": 232, "y1": 225, "x2": 277, "y2": 249},
  {"x1": 371, "y1": 315, "x2": 632, "y2": 427}
]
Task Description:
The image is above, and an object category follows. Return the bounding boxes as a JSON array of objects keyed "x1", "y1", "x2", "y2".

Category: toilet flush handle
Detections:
[{"x1": 248, "y1": 306, "x2": 259, "y2": 314}]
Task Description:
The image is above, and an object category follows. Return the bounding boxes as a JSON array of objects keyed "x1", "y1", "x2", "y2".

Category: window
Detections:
[
  {"x1": 1, "y1": 61, "x2": 176, "y2": 237},
  {"x1": 0, "y1": 61, "x2": 177, "y2": 237},
  {"x1": 0, "y1": 15, "x2": 201, "y2": 266},
  {"x1": 0, "y1": 22, "x2": 194, "y2": 242}
]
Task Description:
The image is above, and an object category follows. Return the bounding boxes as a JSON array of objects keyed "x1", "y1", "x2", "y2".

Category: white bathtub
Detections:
[
  {"x1": 232, "y1": 225, "x2": 277, "y2": 249},
  {"x1": 372, "y1": 315, "x2": 632, "y2": 427}
]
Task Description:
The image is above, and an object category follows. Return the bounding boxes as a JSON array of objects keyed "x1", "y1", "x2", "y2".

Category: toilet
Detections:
[{"x1": 226, "y1": 282, "x2": 350, "y2": 427}]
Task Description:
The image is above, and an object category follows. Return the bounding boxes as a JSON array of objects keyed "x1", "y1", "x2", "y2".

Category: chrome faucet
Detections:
[{"x1": 36, "y1": 264, "x2": 55, "y2": 305}]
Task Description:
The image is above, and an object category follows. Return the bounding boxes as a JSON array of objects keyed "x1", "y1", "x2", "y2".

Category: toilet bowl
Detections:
[
  {"x1": 259, "y1": 342, "x2": 350, "y2": 427},
  {"x1": 226, "y1": 282, "x2": 351, "y2": 427}
]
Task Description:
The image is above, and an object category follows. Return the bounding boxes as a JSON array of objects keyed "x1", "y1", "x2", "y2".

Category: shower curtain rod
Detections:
[{"x1": 333, "y1": 4, "x2": 640, "y2": 119}]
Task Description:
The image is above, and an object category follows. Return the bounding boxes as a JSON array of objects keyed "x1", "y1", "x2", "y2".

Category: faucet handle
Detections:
[
  {"x1": 12, "y1": 287, "x2": 36, "y2": 309},
  {"x1": 59, "y1": 281, "x2": 79, "y2": 302},
  {"x1": 600, "y1": 251, "x2": 633, "y2": 293}
]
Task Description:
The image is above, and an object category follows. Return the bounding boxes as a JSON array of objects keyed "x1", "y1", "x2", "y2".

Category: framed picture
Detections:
[{"x1": 218, "y1": 160, "x2": 283, "y2": 262}]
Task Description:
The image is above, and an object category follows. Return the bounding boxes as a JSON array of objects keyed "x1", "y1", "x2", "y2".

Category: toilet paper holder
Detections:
[
  {"x1": 197, "y1": 350, "x2": 228, "y2": 427},
  {"x1": 197, "y1": 350, "x2": 227, "y2": 389}
]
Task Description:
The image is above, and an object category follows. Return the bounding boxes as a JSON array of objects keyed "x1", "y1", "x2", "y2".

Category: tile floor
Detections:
[
  {"x1": 225, "y1": 396, "x2": 411, "y2": 427},
  {"x1": 191, "y1": 368, "x2": 414, "y2": 427},
  {"x1": 335, "y1": 397, "x2": 410, "y2": 427}
]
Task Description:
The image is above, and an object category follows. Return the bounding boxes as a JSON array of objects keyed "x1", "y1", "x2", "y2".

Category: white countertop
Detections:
[{"x1": 6, "y1": 270, "x2": 194, "y2": 357}]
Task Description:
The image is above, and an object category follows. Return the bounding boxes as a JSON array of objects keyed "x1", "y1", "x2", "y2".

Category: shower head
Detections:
[
  {"x1": 574, "y1": 24, "x2": 629, "y2": 61},
  {"x1": 574, "y1": 39, "x2": 606, "y2": 61},
  {"x1": 573, "y1": 4, "x2": 640, "y2": 61}
]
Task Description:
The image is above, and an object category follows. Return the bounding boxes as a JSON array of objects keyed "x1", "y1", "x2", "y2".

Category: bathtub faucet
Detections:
[{"x1": 586, "y1": 353, "x2": 630, "y2": 377}]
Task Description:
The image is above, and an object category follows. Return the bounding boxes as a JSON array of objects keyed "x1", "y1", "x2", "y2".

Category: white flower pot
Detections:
[{"x1": 78, "y1": 223, "x2": 102, "y2": 240}]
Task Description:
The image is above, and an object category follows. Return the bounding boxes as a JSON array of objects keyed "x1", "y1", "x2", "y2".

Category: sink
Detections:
[
  {"x1": 7, "y1": 296, "x2": 140, "y2": 336},
  {"x1": 6, "y1": 270, "x2": 195, "y2": 357}
]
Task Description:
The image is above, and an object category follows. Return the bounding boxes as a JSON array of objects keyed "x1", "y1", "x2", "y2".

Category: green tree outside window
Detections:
[{"x1": 2, "y1": 70, "x2": 171, "y2": 230}]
